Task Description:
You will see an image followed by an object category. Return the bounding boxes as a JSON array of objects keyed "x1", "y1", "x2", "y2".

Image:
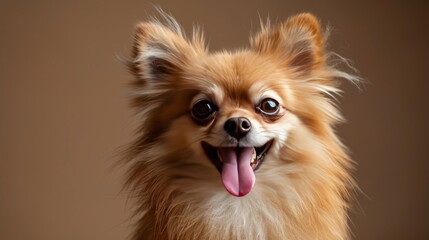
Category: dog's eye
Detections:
[
  {"x1": 191, "y1": 100, "x2": 218, "y2": 125},
  {"x1": 258, "y1": 98, "x2": 280, "y2": 115}
]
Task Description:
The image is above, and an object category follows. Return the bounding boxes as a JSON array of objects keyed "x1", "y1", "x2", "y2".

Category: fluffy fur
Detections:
[{"x1": 123, "y1": 11, "x2": 358, "y2": 240}]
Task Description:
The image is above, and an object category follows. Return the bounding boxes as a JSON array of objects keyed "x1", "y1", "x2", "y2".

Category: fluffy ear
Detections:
[
  {"x1": 251, "y1": 13, "x2": 325, "y2": 75},
  {"x1": 130, "y1": 20, "x2": 204, "y2": 82}
]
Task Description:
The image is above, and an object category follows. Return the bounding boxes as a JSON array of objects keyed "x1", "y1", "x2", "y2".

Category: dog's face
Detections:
[
  {"x1": 129, "y1": 13, "x2": 338, "y2": 197},
  {"x1": 185, "y1": 53, "x2": 299, "y2": 197}
]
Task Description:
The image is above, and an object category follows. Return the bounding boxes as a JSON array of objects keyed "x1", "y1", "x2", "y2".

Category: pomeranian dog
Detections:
[{"x1": 124, "y1": 11, "x2": 358, "y2": 240}]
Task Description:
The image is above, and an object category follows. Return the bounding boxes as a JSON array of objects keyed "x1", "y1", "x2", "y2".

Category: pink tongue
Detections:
[{"x1": 219, "y1": 147, "x2": 255, "y2": 197}]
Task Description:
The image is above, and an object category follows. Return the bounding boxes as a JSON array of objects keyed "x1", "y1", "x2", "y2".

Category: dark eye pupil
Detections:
[
  {"x1": 263, "y1": 100, "x2": 276, "y2": 111},
  {"x1": 195, "y1": 102, "x2": 211, "y2": 116},
  {"x1": 192, "y1": 100, "x2": 216, "y2": 119},
  {"x1": 262, "y1": 99, "x2": 278, "y2": 112}
]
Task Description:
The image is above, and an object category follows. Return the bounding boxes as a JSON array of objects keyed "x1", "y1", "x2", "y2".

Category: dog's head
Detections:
[{"x1": 128, "y1": 13, "x2": 351, "y2": 197}]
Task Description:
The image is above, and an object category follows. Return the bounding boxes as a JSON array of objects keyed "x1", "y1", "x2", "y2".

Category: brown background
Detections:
[{"x1": 1, "y1": 1, "x2": 428, "y2": 239}]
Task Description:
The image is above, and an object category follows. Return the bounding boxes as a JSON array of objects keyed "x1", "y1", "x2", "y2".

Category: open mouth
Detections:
[
  {"x1": 201, "y1": 140, "x2": 273, "y2": 173},
  {"x1": 201, "y1": 140, "x2": 273, "y2": 197}
]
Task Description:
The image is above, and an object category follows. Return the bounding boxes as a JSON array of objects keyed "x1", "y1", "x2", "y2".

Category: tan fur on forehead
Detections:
[
  {"x1": 124, "y1": 11, "x2": 359, "y2": 240},
  {"x1": 184, "y1": 51, "x2": 297, "y2": 110}
]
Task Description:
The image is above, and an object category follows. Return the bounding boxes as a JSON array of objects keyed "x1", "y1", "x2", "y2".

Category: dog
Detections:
[{"x1": 123, "y1": 11, "x2": 358, "y2": 240}]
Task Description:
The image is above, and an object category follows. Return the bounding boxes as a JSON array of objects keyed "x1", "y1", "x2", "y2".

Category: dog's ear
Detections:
[
  {"x1": 251, "y1": 13, "x2": 325, "y2": 75},
  {"x1": 130, "y1": 21, "x2": 204, "y2": 82}
]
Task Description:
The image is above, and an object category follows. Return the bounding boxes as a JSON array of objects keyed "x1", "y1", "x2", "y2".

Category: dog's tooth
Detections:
[{"x1": 251, "y1": 148, "x2": 257, "y2": 164}]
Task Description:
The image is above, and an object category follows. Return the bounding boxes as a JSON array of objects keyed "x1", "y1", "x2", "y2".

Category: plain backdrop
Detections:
[{"x1": 1, "y1": 1, "x2": 428, "y2": 239}]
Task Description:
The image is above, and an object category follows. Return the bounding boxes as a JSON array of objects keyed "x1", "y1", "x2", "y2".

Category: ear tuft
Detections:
[
  {"x1": 284, "y1": 13, "x2": 322, "y2": 41},
  {"x1": 129, "y1": 15, "x2": 205, "y2": 82},
  {"x1": 150, "y1": 58, "x2": 170, "y2": 75},
  {"x1": 130, "y1": 22, "x2": 182, "y2": 81},
  {"x1": 284, "y1": 13, "x2": 324, "y2": 70},
  {"x1": 251, "y1": 13, "x2": 325, "y2": 75}
]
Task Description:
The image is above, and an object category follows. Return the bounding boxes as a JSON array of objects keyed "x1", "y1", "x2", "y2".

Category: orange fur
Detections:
[{"x1": 124, "y1": 12, "x2": 358, "y2": 240}]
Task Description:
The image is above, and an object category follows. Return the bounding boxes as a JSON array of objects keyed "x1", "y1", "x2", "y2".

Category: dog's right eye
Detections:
[{"x1": 191, "y1": 100, "x2": 218, "y2": 125}]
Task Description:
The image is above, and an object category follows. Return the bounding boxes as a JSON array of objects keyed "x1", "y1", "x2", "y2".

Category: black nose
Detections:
[{"x1": 224, "y1": 117, "x2": 252, "y2": 140}]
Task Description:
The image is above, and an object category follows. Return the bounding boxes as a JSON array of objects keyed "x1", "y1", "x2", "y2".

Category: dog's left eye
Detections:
[
  {"x1": 191, "y1": 100, "x2": 218, "y2": 125},
  {"x1": 257, "y1": 98, "x2": 280, "y2": 115}
]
